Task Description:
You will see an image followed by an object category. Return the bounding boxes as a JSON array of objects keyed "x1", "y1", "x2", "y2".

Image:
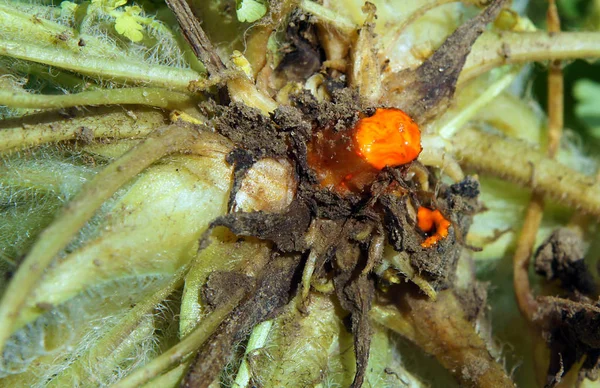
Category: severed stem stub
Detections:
[{"x1": 165, "y1": 0, "x2": 230, "y2": 104}]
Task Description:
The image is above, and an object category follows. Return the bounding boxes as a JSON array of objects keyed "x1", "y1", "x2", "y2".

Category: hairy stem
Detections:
[
  {"x1": 112, "y1": 288, "x2": 247, "y2": 388},
  {"x1": 48, "y1": 265, "x2": 191, "y2": 386},
  {"x1": 0, "y1": 40, "x2": 201, "y2": 92},
  {"x1": 0, "y1": 4, "x2": 126, "y2": 58},
  {"x1": 0, "y1": 124, "x2": 199, "y2": 352},
  {"x1": 0, "y1": 87, "x2": 196, "y2": 110},
  {"x1": 460, "y1": 31, "x2": 600, "y2": 84},
  {"x1": 0, "y1": 107, "x2": 166, "y2": 153},
  {"x1": 452, "y1": 127, "x2": 600, "y2": 218}
]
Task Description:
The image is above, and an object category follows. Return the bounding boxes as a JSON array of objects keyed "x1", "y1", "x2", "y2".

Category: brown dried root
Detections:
[
  {"x1": 164, "y1": 0, "x2": 225, "y2": 76},
  {"x1": 336, "y1": 274, "x2": 375, "y2": 388}
]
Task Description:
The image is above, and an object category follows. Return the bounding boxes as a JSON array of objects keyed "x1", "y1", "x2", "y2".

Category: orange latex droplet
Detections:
[
  {"x1": 417, "y1": 207, "x2": 451, "y2": 248},
  {"x1": 353, "y1": 108, "x2": 422, "y2": 170},
  {"x1": 417, "y1": 206, "x2": 435, "y2": 231}
]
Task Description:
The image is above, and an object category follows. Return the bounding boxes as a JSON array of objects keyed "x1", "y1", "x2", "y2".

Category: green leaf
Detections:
[
  {"x1": 236, "y1": 0, "x2": 267, "y2": 23},
  {"x1": 574, "y1": 79, "x2": 600, "y2": 139},
  {"x1": 91, "y1": 0, "x2": 128, "y2": 11},
  {"x1": 114, "y1": 6, "x2": 144, "y2": 42}
]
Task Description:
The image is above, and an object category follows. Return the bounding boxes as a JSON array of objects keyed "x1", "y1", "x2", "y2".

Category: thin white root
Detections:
[{"x1": 419, "y1": 147, "x2": 465, "y2": 182}]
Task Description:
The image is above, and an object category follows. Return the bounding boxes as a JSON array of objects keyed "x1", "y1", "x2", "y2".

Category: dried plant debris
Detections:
[
  {"x1": 536, "y1": 297, "x2": 600, "y2": 387},
  {"x1": 380, "y1": 177, "x2": 480, "y2": 290},
  {"x1": 531, "y1": 229, "x2": 600, "y2": 386},
  {"x1": 534, "y1": 228, "x2": 596, "y2": 295},
  {"x1": 192, "y1": 4, "x2": 513, "y2": 377},
  {"x1": 334, "y1": 274, "x2": 375, "y2": 388}
]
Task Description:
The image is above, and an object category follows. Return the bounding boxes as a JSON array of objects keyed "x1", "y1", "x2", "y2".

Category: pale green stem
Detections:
[
  {"x1": 48, "y1": 266, "x2": 192, "y2": 386},
  {"x1": 112, "y1": 288, "x2": 247, "y2": 388},
  {"x1": 460, "y1": 31, "x2": 600, "y2": 84},
  {"x1": 233, "y1": 320, "x2": 273, "y2": 388},
  {"x1": 0, "y1": 87, "x2": 195, "y2": 110},
  {"x1": 141, "y1": 364, "x2": 189, "y2": 388},
  {"x1": 452, "y1": 127, "x2": 600, "y2": 218},
  {"x1": 0, "y1": 107, "x2": 166, "y2": 153},
  {"x1": 227, "y1": 76, "x2": 278, "y2": 114},
  {"x1": 0, "y1": 124, "x2": 198, "y2": 353},
  {"x1": 2, "y1": 59, "x2": 95, "y2": 92},
  {"x1": 0, "y1": 4, "x2": 120, "y2": 55},
  {"x1": 0, "y1": 40, "x2": 202, "y2": 92},
  {"x1": 439, "y1": 70, "x2": 517, "y2": 138}
]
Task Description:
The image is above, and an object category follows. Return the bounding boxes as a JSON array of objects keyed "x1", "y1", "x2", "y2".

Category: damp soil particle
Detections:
[
  {"x1": 215, "y1": 102, "x2": 288, "y2": 159},
  {"x1": 202, "y1": 271, "x2": 254, "y2": 310},
  {"x1": 291, "y1": 88, "x2": 362, "y2": 131},
  {"x1": 207, "y1": 199, "x2": 312, "y2": 252}
]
